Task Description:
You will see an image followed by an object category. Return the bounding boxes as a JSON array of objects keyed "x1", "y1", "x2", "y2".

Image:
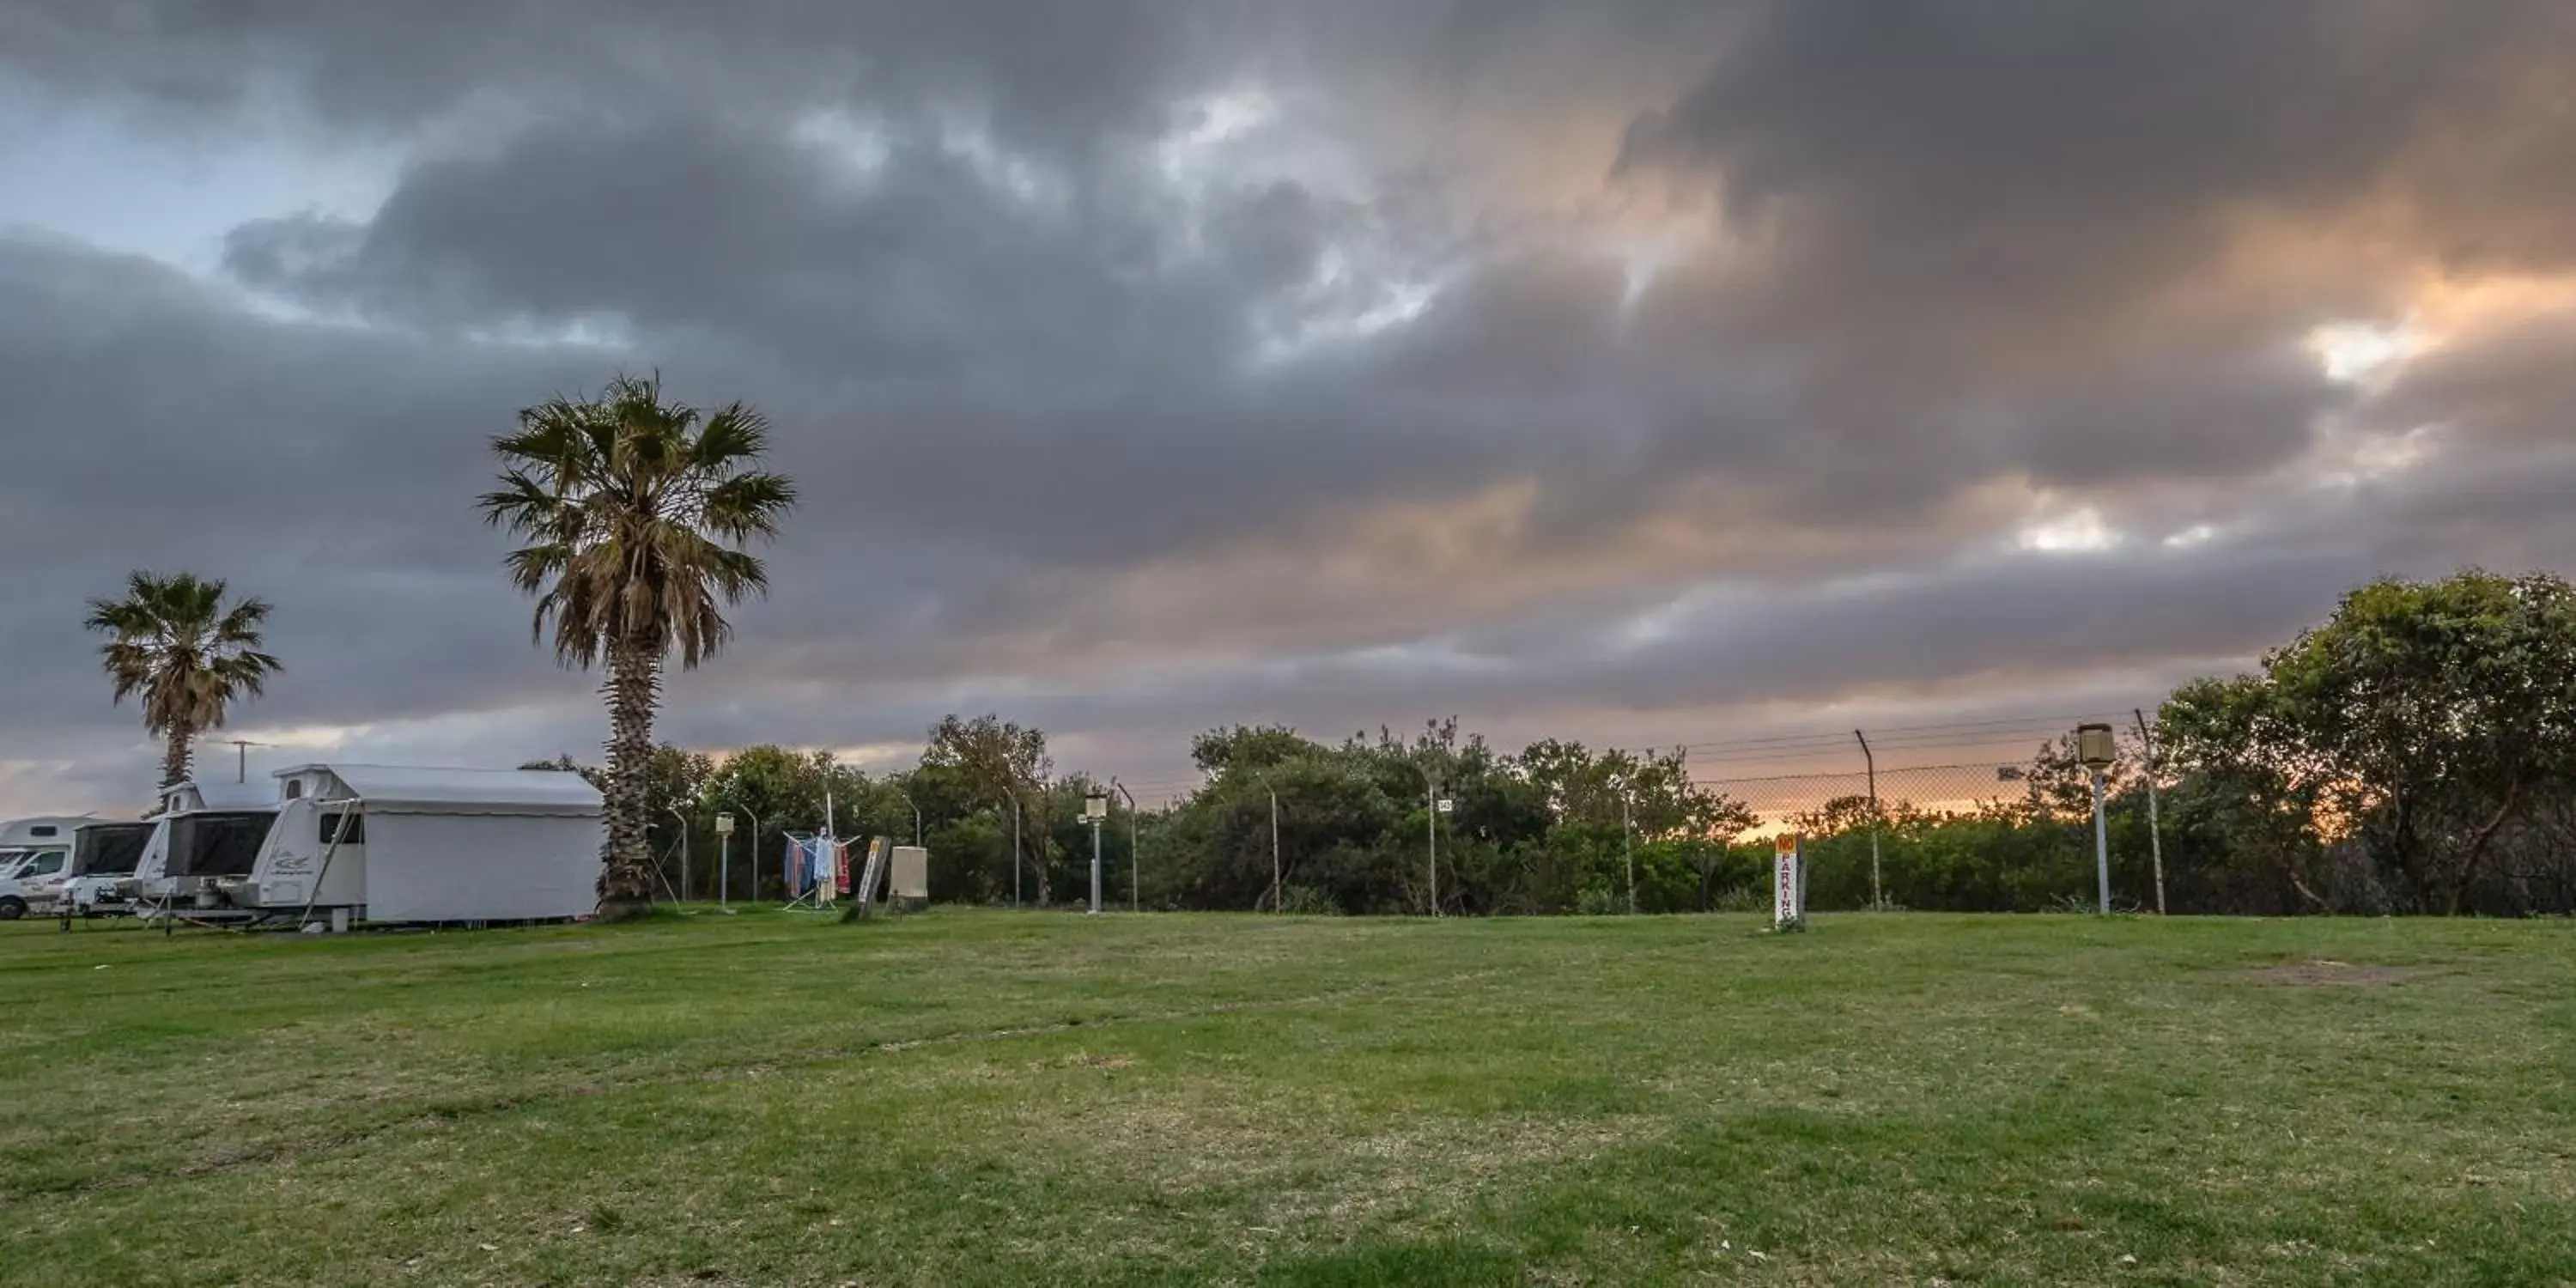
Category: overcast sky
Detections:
[{"x1": 5, "y1": 1, "x2": 2573, "y2": 814}]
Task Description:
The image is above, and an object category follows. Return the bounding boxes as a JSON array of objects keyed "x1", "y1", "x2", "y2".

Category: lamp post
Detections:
[
  {"x1": 2134, "y1": 708, "x2": 2166, "y2": 915},
  {"x1": 2077, "y1": 722, "x2": 2117, "y2": 914},
  {"x1": 1113, "y1": 779, "x2": 1139, "y2": 912},
  {"x1": 1621, "y1": 787, "x2": 1636, "y2": 915},
  {"x1": 1084, "y1": 793, "x2": 1109, "y2": 915},
  {"x1": 666, "y1": 800, "x2": 691, "y2": 903},
  {"x1": 726, "y1": 801, "x2": 764, "y2": 902},
  {"x1": 896, "y1": 789, "x2": 922, "y2": 848},
  {"x1": 715, "y1": 811, "x2": 734, "y2": 908},
  {"x1": 1402, "y1": 760, "x2": 1449, "y2": 919}
]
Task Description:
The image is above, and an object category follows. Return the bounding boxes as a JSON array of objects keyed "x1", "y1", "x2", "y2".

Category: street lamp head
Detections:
[{"x1": 2075, "y1": 722, "x2": 2117, "y2": 771}]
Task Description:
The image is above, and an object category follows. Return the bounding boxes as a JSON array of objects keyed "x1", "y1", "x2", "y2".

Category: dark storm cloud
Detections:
[
  {"x1": 1621, "y1": 1, "x2": 2572, "y2": 283},
  {"x1": 0, "y1": 1, "x2": 1226, "y2": 156},
  {"x1": 5, "y1": 1, "x2": 2575, "y2": 815}
]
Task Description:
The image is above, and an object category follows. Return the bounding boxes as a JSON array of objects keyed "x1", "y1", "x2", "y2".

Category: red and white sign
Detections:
[{"x1": 1772, "y1": 833, "x2": 1804, "y2": 929}]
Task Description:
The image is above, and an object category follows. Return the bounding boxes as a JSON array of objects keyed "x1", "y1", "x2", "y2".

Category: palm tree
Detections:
[
  {"x1": 85, "y1": 572, "x2": 284, "y2": 790},
  {"x1": 479, "y1": 375, "x2": 796, "y2": 919}
]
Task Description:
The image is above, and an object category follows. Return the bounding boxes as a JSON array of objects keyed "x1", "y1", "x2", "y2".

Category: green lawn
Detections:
[{"x1": 1, "y1": 910, "x2": 2570, "y2": 1287}]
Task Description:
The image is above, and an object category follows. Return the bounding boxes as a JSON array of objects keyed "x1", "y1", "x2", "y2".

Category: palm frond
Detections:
[{"x1": 485, "y1": 377, "x2": 795, "y2": 675}]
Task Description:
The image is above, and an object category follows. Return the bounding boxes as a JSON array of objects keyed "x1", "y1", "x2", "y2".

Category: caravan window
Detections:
[
  {"x1": 72, "y1": 824, "x2": 153, "y2": 878},
  {"x1": 28, "y1": 825, "x2": 58, "y2": 838},
  {"x1": 167, "y1": 812, "x2": 275, "y2": 878},
  {"x1": 319, "y1": 811, "x2": 365, "y2": 845},
  {"x1": 284, "y1": 781, "x2": 303, "y2": 800}
]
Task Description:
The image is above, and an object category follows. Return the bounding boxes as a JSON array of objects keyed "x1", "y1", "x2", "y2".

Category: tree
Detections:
[
  {"x1": 1189, "y1": 725, "x2": 1321, "y2": 775},
  {"x1": 85, "y1": 571, "x2": 283, "y2": 790},
  {"x1": 479, "y1": 375, "x2": 796, "y2": 919},
  {"x1": 2160, "y1": 569, "x2": 2576, "y2": 914},
  {"x1": 920, "y1": 714, "x2": 1053, "y2": 902}
]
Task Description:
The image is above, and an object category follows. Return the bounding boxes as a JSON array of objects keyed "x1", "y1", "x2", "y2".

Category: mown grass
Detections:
[{"x1": 1, "y1": 908, "x2": 2571, "y2": 1286}]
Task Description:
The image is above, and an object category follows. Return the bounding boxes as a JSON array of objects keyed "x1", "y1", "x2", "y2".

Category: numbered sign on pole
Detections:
[{"x1": 1773, "y1": 833, "x2": 1805, "y2": 931}]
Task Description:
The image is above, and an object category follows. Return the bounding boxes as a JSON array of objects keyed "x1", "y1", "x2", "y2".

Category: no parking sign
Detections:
[{"x1": 1773, "y1": 833, "x2": 1805, "y2": 931}]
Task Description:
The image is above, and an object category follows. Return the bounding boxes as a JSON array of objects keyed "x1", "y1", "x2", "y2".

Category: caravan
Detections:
[
  {"x1": 216, "y1": 764, "x2": 602, "y2": 925},
  {"x1": 24, "y1": 820, "x2": 155, "y2": 917},
  {"x1": 119, "y1": 781, "x2": 279, "y2": 915}
]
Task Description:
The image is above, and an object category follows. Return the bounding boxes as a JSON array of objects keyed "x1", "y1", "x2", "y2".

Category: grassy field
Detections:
[{"x1": 1, "y1": 909, "x2": 2571, "y2": 1287}]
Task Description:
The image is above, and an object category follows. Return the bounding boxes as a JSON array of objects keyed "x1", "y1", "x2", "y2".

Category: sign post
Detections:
[{"x1": 1773, "y1": 833, "x2": 1805, "y2": 932}]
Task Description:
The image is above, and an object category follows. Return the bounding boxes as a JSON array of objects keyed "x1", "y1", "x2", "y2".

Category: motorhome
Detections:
[
  {"x1": 216, "y1": 764, "x2": 602, "y2": 925},
  {"x1": 0, "y1": 816, "x2": 90, "y2": 920}
]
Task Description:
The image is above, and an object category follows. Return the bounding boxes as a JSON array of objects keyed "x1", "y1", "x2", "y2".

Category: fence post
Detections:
[{"x1": 1856, "y1": 730, "x2": 1880, "y2": 910}]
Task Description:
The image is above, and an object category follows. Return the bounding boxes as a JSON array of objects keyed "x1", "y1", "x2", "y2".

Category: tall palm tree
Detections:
[
  {"x1": 85, "y1": 571, "x2": 284, "y2": 790},
  {"x1": 479, "y1": 375, "x2": 796, "y2": 919}
]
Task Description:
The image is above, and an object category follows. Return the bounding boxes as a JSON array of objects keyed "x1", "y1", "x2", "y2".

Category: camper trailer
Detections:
[
  {"x1": 26, "y1": 820, "x2": 154, "y2": 916},
  {"x1": 215, "y1": 764, "x2": 602, "y2": 925},
  {"x1": 120, "y1": 781, "x2": 279, "y2": 913},
  {"x1": 0, "y1": 816, "x2": 91, "y2": 920}
]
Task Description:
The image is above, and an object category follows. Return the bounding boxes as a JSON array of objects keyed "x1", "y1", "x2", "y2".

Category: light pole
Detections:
[
  {"x1": 896, "y1": 789, "x2": 922, "y2": 848},
  {"x1": 725, "y1": 801, "x2": 764, "y2": 902},
  {"x1": 1621, "y1": 786, "x2": 1636, "y2": 915},
  {"x1": 1405, "y1": 760, "x2": 1448, "y2": 918},
  {"x1": 714, "y1": 811, "x2": 734, "y2": 908},
  {"x1": 1113, "y1": 779, "x2": 1139, "y2": 911},
  {"x1": 666, "y1": 801, "x2": 692, "y2": 903},
  {"x1": 2135, "y1": 708, "x2": 2166, "y2": 915},
  {"x1": 1084, "y1": 793, "x2": 1108, "y2": 914},
  {"x1": 2077, "y1": 722, "x2": 2117, "y2": 914}
]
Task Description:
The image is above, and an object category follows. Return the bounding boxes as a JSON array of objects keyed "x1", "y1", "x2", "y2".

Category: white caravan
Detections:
[
  {"x1": 0, "y1": 816, "x2": 91, "y2": 920},
  {"x1": 216, "y1": 764, "x2": 602, "y2": 925},
  {"x1": 121, "y1": 781, "x2": 280, "y2": 910},
  {"x1": 31, "y1": 821, "x2": 156, "y2": 916}
]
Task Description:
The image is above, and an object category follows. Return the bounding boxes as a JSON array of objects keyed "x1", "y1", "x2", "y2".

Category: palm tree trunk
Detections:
[
  {"x1": 161, "y1": 732, "x2": 193, "y2": 791},
  {"x1": 597, "y1": 638, "x2": 662, "y2": 920}
]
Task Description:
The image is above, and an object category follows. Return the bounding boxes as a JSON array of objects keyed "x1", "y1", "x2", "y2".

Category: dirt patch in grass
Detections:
[{"x1": 2218, "y1": 960, "x2": 2430, "y2": 988}]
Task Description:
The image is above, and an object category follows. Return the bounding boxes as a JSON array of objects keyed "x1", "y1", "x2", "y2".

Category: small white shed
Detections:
[{"x1": 253, "y1": 764, "x2": 603, "y2": 922}]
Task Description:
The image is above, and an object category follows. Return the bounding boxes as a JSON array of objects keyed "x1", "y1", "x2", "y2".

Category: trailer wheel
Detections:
[{"x1": 0, "y1": 897, "x2": 25, "y2": 921}]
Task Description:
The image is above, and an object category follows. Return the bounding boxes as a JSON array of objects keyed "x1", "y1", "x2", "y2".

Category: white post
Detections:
[
  {"x1": 1269, "y1": 786, "x2": 1281, "y2": 913},
  {"x1": 715, "y1": 811, "x2": 734, "y2": 908},
  {"x1": 2092, "y1": 769, "x2": 2111, "y2": 915},
  {"x1": 1084, "y1": 793, "x2": 1106, "y2": 915},
  {"x1": 1772, "y1": 833, "x2": 1803, "y2": 930}
]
